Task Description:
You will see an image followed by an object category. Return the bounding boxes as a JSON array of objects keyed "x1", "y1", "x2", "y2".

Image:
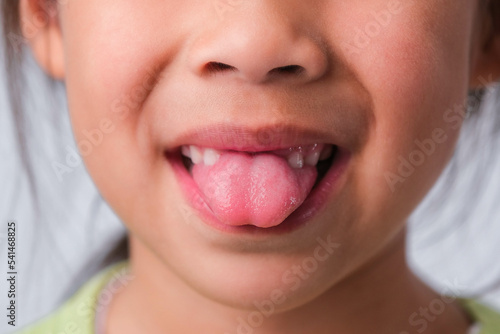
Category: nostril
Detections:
[
  {"x1": 269, "y1": 65, "x2": 304, "y2": 76},
  {"x1": 200, "y1": 61, "x2": 311, "y2": 82},
  {"x1": 205, "y1": 62, "x2": 237, "y2": 73}
]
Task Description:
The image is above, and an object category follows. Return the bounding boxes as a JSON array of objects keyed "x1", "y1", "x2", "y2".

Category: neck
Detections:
[{"x1": 106, "y1": 230, "x2": 472, "y2": 334}]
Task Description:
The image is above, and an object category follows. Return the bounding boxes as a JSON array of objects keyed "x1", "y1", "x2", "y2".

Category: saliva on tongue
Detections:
[{"x1": 192, "y1": 151, "x2": 317, "y2": 228}]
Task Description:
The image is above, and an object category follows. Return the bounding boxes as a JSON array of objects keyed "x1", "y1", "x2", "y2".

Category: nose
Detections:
[{"x1": 188, "y1": 3, "x2": 329, "y2": 85}]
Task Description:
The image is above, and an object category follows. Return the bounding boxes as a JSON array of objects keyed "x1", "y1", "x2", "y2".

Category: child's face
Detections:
[{"x1": 38, "y1": 0, "x2": 488, "y2": 308}]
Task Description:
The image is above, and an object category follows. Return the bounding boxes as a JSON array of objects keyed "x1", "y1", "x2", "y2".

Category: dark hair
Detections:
[
  {"x1": 1, "y1": 0, "x2": 499, "y2": 300},
  {"x1": 2, "y1": 0, "x2": 35, "y2": 198}
]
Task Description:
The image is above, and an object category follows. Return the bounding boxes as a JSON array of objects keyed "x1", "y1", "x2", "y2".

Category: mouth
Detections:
[{"x1": 165, "y1": 127, "x2": 351, "y2": 234}]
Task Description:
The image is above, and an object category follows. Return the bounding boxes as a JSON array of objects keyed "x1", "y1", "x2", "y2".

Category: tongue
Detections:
[{"x1": 192, "y1": 151, "x2": 317, "y2": 228}]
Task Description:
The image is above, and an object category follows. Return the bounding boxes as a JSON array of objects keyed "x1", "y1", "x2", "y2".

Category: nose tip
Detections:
[{"x1": 188, "y1": 14, "x2": 329, "y2": 84}]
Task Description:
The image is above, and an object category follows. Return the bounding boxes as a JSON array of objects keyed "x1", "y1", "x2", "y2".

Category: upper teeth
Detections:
[
  {"x1": 203, "y1": 148, "x2": 220, "y2": 166},
  {"x1": 288, "y1": 152, "x2": 305, "y2": 169},
  {"x1": 189, "y1": 146, "x2": 203, "y2": 164},
  {"x1": 181, "y1": 144, "x2": 333, "y2": 169}
]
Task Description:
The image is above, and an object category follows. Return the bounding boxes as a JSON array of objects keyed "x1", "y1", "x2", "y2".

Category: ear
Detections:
[
  {"x1": 470, "y1": 1, "x2": 500, "y2": 88},
  {"x1": 19, "y1": 0, "x2": 65, "y2": 80}
]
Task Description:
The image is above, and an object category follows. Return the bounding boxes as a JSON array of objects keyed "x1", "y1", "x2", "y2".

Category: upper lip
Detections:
[{"x1": 165, "y1": 123, "x2": 349, "y2": 153}]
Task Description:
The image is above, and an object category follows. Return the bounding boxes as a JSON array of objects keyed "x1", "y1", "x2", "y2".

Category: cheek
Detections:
[
  {"x1": 341, "y1": 2, "x2": 473, "y2": 225},
  {"x1": 59, "y1": 2, "x2": 190, "y2": 214},
  {"x1": 61, "y1": 1, "x2": 180, "y2": 131}
]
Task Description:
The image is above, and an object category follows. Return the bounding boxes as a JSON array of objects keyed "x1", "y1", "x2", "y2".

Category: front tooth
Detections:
[
  {"x1": 204, "y1": 148, "x2": 220, "y2": 166},
  {"x1": 305, "y1": 151, "x2": 320, "y2": 166},
  {"x1": 288, "y1": 152, "x2": 304, "y2": 169},
  {"x1": 190, "y1": 146, "x2": 203, "y2": 164},
  {"x1": 181, "y1": 146, "x2": 191, "y2": 158},
  {"x1": 319, "y1": 145, "x2": 333, "y2": 161}
]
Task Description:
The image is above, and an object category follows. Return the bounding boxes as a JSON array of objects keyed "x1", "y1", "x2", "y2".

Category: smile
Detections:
[{"x1": 166, "y1": 125, "x2": 351, "y2": 234}]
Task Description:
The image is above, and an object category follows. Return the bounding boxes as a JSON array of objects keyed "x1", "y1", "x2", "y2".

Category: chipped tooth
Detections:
[
  {"x1": 319, "y1": 145, "x2": 333, "y2": 161},
  {"x1": 181, "y1": 146, "x2": 191, "y2": 158},
  {"x1": 305, "y1": 151, "x2": 320, "y2": 166},
  {"x1": 190, "y1": 145, "x2": 203, "y2": 164},
  {"x1": 288, "y1": 152, "x2": 304, "y2": 169},
  {"x1": 204, "y1": 148, "x2": 220, "y2": 166}
]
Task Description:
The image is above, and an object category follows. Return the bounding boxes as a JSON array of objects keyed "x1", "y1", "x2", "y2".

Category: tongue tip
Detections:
[
  {"x1": 211, "y1": 192, "x2": 309, "y2": 229},
  {"x1": 216, "y1": 214, "x2": 289, "y2": 229},
  {"x1": 206, "y1": 199, "x2": 289, "y2": 228}
]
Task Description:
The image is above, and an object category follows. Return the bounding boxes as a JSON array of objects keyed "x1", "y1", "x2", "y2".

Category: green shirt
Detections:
[
  {"x1": 19, "y1": 261, "x2": 130, "y2": 334},
  {"x1": 17, "y1": 262, "x2": 500, "y2": 333},
  {"x1": 460, "y1": 298, "x2": 500, "y2": 334}
]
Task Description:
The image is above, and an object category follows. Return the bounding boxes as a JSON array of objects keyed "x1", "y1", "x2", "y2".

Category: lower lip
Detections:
[{"x1": 167, "y1": 148, "x2": 351, "y2": 235}]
